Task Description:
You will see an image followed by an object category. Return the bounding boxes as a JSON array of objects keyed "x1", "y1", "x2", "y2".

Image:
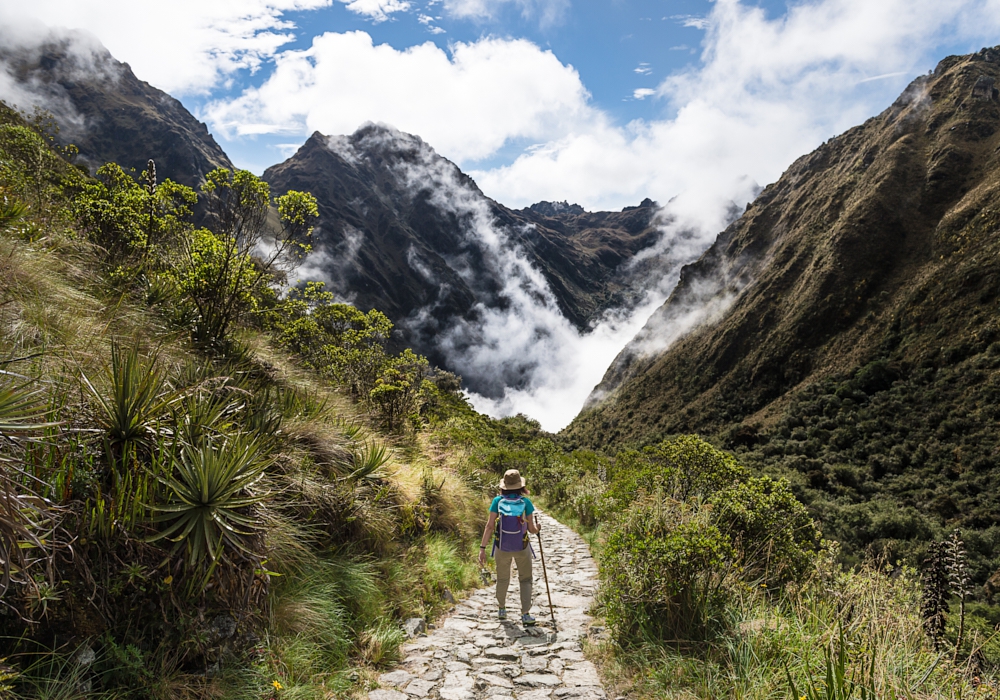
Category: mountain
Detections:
[
  {"x1": 565, "y1": 46, "x2": 1000, "y2": 572},
  {"x1": 263, "y1": 126, "x2": 662, "y2": 394},
  {"x1": 570, "y1": 46, "x2": 1000, "y2": 446},
  {"x1": 0, "y1": 31, "x2": 232, "y2": 188}
]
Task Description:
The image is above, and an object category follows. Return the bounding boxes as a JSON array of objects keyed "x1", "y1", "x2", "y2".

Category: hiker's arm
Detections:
[
  {"x1": 479, "y1": 512, "x2": 498, "y2": 566},
  {"x1": 527, "y1": 512, "x2": 540, "y2": 534}
]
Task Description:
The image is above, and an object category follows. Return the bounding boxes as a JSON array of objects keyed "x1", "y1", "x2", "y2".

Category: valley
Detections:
[{"x1": 0, "y1": 24, "x2": 999, "y2": 700}]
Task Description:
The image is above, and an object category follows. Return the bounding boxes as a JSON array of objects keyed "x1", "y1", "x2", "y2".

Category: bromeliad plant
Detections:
[
  {"x1": 149, "y1": 433, "x2": 272, "y2": 577},
  {"x1": 84, "y1": 342, "x2": 176, "y2": 455},
  {"x1": 0, "y1": 371, "x2": 59, "y2": 437}
]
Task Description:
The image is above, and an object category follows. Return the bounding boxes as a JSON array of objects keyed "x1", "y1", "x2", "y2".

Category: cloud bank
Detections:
[{"x1": 205, "y1": 33, "x2": 594, "y2": 162}]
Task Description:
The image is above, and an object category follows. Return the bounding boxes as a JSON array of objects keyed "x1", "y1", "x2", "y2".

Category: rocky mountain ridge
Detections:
[
  {"x1": 0, "y1": 32, "x2": 233, "y2": 188},
  {"x1": 263, "y1": 126, "x2": 664, "y2": 395},
  {"x1": 570, "y1": 47, "x2": 1000, "y2": 446}
]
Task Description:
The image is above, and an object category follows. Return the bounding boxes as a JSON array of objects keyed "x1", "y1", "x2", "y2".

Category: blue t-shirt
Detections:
[{"x1": 490, "y1": 495, "x2": 535, "y2": 515}]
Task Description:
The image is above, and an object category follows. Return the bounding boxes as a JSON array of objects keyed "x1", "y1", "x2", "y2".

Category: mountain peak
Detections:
[
  {"x1": 527, "y1": 201, "x2": 587, "y2": 217},
  {"x1": 0, "y1": 31, "x2": 232, "y2": 188}
]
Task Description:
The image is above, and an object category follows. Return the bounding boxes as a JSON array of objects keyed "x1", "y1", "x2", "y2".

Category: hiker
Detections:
[{"x1": 479, "y1": 468, "x2": 540, "y2": 626}]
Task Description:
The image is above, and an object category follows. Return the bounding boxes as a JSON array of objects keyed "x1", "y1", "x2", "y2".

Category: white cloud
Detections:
[
  {"x1": 205, "y1": 32, "x2": 596, "y2": 162},
  {"x1": 0, "y1": 0, "x2": 331, "y2": 94},
  {"x1": 442, "y1": 0, "x2": 569, "y2": 25},
  {"x1": 634, "y1": 62, "x2": 651, "y2": 75},
  {"x1": 669, "y1": 14, "x2": 710, "y2": 30},
  {"x1": 472, "y1": 0, "x2": 1000, "y2": 215},
  {"x1": 632, "y1": 88, "x2": 655, "y2": 99},
  {"x1": 417, "y1": 13, "x2": 447, "y2": 32},
  {"x1": 339, "y1": 0, "x2": 411, "y2": 21}
]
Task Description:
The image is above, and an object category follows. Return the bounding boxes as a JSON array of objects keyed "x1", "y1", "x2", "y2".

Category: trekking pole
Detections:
[{"x1": 536, "y1": 527, "x2": 556, "y2": 631}]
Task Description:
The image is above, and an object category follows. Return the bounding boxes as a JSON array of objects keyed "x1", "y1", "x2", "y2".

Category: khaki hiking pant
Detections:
[{"x1": 495, "y1": 546, "x2": 532, "y2": 614}]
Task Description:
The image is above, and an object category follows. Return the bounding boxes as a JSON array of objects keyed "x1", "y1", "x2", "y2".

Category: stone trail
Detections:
[{"x1": 370, "y1": 512, "x2": 604, "y2": 700}]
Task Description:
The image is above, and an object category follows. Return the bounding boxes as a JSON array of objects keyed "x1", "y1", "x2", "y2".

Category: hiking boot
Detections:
[
  {"x1": 521, "y1": 613, "x2": 536, "y2": 626},
  {"x1": 498, "y1": 608, "x2": 507, "y2": 621}
]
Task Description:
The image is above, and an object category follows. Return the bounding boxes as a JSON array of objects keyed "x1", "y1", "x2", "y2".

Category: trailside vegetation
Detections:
[
  {"x1": 426, "y1": 399, "x2": 1000, "y2": 699},
  {"x1": 0, "y1": 101, "x2": 482, "y2": 698}
]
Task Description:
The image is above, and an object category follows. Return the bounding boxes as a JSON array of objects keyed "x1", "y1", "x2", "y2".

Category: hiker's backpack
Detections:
[{"x1": 494, "y1": 496, "x2": 530, "y2": 553}]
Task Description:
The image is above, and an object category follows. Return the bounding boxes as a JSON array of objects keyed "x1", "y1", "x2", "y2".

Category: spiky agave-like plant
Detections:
[
  {"x1": 347, "y1": 439, "x2": 391, "y2": 482},
  {"x1": 0, "y1": 370, "x2": 59, "y2": 437},
  {"x1": 83, "y1": 341, "x2": 175, "y2": 452},
  {"x1": 945, "y1": 530, "x2": 973, "y2": 661},
  {"x1": 0, "y1": 194, "x2": 28, "y2": 232},
  {"x1": 149, "y1": 433, "x2": 272, "y2": 573}
]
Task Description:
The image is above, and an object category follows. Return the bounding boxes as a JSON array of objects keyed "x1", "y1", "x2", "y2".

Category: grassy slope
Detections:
[{"x1": 0, "y1": 102, "x2": 485, "y2": 699}]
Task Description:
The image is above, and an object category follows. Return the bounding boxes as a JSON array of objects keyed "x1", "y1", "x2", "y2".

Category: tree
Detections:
[
  {"x1": 180, "y1": 168, "x2": 318, "y2": 347},
  {"x1": 74, "y1": 161, "x2": 196, "y2": 280},
  {"x1": 368, "y1": 349, "x2": 429, "y2": 430}
]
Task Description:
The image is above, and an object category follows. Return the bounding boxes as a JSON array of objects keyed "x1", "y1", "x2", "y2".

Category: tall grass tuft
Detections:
[{"x1": 423, "y1": 533, "x2": 479, "y2": 601}]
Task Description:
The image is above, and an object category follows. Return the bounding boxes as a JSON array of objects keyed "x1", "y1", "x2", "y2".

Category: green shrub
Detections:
[
  {"x1": 603, "y1": 435, "x2": 747, "y2": 515},
  {"x1": 599, "y1": 436, "x2": 820, "y2": 646},
  {"x1": 601, "y1": 496, "x2": 734, "y2": 643},
  {"x1": 564, "y1": 473, "x2": 605, "y2": 527},
  {"x1": 74, "y1": 161, "x2": 196, "y2": 277},
  {"x1": 710, "y1": 476, "x2": 820, "y2": 586}
]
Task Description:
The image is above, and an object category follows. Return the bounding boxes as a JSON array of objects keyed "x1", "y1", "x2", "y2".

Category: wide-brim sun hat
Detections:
[{"x1": 498, "y1": 469, "x2": 526, "y2": 490}]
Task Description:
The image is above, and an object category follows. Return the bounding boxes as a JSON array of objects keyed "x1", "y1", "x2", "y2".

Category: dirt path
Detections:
[{"x1": 370, "y1": 511, "x2": 605, "y2": 700}]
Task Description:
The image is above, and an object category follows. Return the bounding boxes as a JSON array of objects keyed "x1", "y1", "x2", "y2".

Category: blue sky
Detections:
[{"x1": 7, "y1": 0, "x2": 1000, "y2": 214}]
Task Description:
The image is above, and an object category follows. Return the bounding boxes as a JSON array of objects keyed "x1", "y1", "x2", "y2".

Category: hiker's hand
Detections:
[{"x1": 478, "y1": 548, "x2": 487, "y2": 567}]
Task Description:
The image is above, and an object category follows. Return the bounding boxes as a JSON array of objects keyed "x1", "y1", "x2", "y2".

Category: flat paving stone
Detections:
[
  {"x1": 370, "y1": 691, "x2": 409, "y2": 700},
  {"x1": 380, "y1": 671, "x2": 415, "y2": 687},
  {"x1": 521, "y1": 656, "x2": 548, "y2": 673},
  {"x1": 514, "y1": 674, "x2": 561, "y2": 687},
  {"x1": 485, "y1": 647, "x2": 520, "y2": 661},
  {"x1": 405, "y1": 679, "x2": 436, "y2": 697},
  {"x1": 517, "y1": 691, "x2": 553, "y2": 700},
  {"x1": 478, "y1": 673, "x2": 514, "y2": 688}
]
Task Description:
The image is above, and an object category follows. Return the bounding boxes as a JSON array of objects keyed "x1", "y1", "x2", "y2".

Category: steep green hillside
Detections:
[
  {"x1": 0, "y1": 101, "x2": 485, "y2": 698},
  {"x1": 566, "y1": 47, "x2": 1000, "y2": 580}
]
